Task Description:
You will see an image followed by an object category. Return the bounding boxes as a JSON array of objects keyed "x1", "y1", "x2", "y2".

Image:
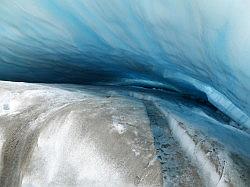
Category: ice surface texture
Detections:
[{"x1": 0, "y1": 1, "x2": 249, "y2": 128}]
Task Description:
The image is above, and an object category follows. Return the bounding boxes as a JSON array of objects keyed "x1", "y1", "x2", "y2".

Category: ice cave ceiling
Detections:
[{"x1": 0, "y1": 1, "x2": 250, "y2": 128}]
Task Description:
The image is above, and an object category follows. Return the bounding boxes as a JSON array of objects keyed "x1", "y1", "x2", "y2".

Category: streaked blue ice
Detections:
[{"x1": 0, "y1": 0, "x2": 249, "y2": 128}]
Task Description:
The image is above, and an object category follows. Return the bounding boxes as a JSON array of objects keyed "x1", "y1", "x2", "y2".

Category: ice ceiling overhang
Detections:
[{"x1": 0, "y1": 0, "x2": 250, "y2": 128}]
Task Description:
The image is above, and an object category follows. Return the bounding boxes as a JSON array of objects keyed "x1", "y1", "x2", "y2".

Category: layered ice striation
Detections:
[{"x1": 0, "y1": 0, "x2": 250, "y2": 128}]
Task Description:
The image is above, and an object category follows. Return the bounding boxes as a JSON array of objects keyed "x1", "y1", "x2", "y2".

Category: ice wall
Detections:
[{"x1": 0, "y1": 0, "x2": 250, "y2": 128}]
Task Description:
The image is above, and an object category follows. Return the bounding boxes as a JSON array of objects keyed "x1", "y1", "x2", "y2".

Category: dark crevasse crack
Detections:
[{"x1": 144, "y1": 100, "x2": 203, "y2": 186}]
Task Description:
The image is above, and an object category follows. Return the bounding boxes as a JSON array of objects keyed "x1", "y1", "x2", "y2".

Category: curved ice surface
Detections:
[{"x1": 0, "y1": 1, "x2": 250, "y2": 128}]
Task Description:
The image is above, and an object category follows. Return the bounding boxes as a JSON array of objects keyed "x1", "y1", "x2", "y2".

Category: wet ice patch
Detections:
[
  {"x1": 0, "y1": 91, "x2": 21, "y2": 115},
  {"x1": 0, "y1": 92, "x2": 11, "y2": 114},
  {"x1": 3, "y1": 104, "x2": 10, "y2": 111}
]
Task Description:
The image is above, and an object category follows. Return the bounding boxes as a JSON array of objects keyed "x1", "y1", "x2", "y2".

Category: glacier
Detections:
[
  {"x1": 0, "y1": 0, "x2": 250, "y2": 129},
  {"x1": 0, "y1": 1, "x2": 250, "y2": 128}
]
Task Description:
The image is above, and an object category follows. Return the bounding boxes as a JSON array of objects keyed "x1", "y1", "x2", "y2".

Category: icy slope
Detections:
[
  {"x1": 0, "y1": 1, "x2": 250, "y2": 127},
  {"x1": 0, "y1": 81, "x2": 163, "y2": 187},
  {"x1": 1, "y1": 81, "x2": 249, "y2": 186}
]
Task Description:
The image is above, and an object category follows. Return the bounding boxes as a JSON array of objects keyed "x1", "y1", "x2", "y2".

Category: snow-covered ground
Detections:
[
  {"x1": 0, "y1": 81, "x2": 162, "y2": 187},
  {"x1": 0, "y1": 81, "x2": 249, "y2": 186}
]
